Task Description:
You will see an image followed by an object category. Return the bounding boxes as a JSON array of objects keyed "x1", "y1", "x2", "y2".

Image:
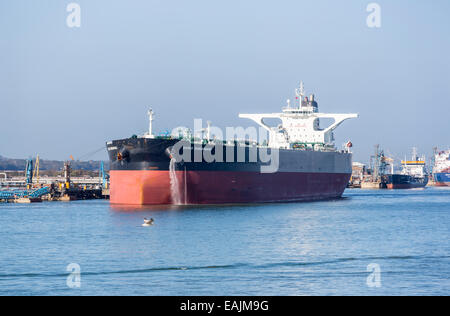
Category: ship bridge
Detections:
[{"x1": 239, "y1": 82, "x2": 358, "y2": 149}]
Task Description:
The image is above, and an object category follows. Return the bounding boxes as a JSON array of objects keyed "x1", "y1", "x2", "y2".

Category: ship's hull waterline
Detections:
[
  {"x1": 107, "y1": 138, "x2": 353, "y2": 205},
  {"x1": 110, "y1": 170, "x2": 351, "y2": 205},
  {"x1": 384, "y1": 174, "x2": 428, "y2": 190}
]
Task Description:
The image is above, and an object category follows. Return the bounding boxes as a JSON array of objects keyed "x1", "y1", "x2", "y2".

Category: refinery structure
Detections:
[{"x1": 0, "y1": 157, "x2": 109, "y2": 203}]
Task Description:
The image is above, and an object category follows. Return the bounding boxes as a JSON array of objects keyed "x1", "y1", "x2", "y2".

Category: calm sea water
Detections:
[{"x1": 0, "y1": 187, "x2": 449, "y2": 296}]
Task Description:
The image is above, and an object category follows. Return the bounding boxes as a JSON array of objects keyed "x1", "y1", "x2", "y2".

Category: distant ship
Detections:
[
  {"x1": 432, "y1": 149, "x2": 450, "y2": 186},
  {"x1": 383, "y1": 148, "x2": 428, "y2": 189},
  {"x1": 106, "y1": 82, "x2": 358, "y2": 205}
]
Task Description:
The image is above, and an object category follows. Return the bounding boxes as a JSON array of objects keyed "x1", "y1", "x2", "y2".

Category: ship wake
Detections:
[{"x1": 169, "y1": 158, "x2": 183, "y2": 205}]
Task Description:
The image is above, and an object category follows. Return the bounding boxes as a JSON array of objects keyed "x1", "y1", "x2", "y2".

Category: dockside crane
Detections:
[
  {"x1": 33, "y1": 155, "x2": 40, "y2": 185},
  {"x1": 25, "y1": 159, "x2": 33, "y2": 189}
]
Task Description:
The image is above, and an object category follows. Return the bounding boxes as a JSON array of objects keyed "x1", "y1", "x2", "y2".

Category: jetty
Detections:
[{"x1": 0, "y1": 158, "x2": 109, "y2": 203}]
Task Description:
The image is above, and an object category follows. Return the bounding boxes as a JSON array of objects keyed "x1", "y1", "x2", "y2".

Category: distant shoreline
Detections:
[{"x1": 0, "y1": 155, "x2": 109, "y2": 172}]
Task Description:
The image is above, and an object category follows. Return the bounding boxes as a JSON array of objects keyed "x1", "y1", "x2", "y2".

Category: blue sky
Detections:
[{"x1": 0, "y1": 0, "x2": 449, "y2": 163}]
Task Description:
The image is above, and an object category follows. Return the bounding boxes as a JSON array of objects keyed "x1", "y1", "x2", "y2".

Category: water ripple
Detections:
[{"x1": 1, "y1": 255, "x2": 448, "y2": 280}]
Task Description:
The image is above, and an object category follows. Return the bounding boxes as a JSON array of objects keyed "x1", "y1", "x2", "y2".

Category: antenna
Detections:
[
  {"x1": 295, "y1": 81, "x2": 305, "y2": 108},
  {"x1": 206, "y1": 121, "x2": 212, "y2": 141}
]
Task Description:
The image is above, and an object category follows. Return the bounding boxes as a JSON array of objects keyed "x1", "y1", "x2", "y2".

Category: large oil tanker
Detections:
[
  {"x1": 106, "y1": 83, "x2": 358, "y2": 205},
  {"x1": 433, "y1": 149, "x2": 450, "y2": 186}
]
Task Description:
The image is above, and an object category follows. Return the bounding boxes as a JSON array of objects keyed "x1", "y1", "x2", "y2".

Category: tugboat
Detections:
[{"x1": 383, "y1": 148, "x2": 428, "y2": 189}]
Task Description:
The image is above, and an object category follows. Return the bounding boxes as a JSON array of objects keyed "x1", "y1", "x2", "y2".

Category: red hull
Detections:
[{"x1": 110, "y1": 170, "x2": 350, "y2": 205}]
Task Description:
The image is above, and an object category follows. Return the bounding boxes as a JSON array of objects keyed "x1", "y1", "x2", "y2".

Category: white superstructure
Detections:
[
  {"x1": 434, "y1": 149, "x2": 450, "y2": 173},
  {"x1": 401, "y1": 148, "x2": 427, "y2": 178},
  {"x1": 239, "y1": 82, "x2": 358, "y2": 150}
]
